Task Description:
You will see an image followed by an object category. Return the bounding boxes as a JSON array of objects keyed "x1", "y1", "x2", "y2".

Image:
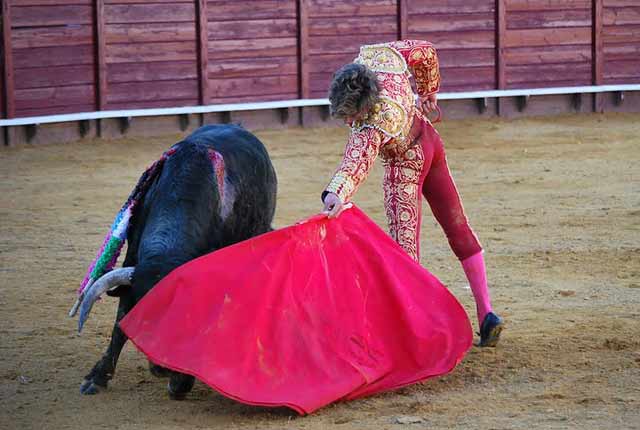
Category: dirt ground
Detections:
[{"x1": 1, "y1": 113, "x2": 639, "y2": 430}]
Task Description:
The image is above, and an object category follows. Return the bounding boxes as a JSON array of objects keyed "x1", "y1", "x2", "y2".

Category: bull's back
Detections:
[{"x1": 185, "y1": 124, "x2": 277, "y2": 240}]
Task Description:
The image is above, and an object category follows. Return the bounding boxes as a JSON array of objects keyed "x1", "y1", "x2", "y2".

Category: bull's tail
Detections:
[{"x1": 73, "y1": 146, "x2": 177, "y2": 305}]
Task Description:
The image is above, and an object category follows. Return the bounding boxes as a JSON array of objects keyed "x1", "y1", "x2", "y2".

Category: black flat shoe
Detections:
[{"x1": 478, "y1": 312, "x2": 504, "y2": 347}]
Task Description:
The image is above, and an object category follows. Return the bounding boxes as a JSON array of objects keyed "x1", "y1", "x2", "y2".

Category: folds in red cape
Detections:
[{"x1": 120, "y1": 205, "x2": 472, "y2": 414}]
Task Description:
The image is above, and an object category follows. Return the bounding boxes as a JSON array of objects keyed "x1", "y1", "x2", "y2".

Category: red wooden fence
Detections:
[
  {"x1": 205, "y1": 0, "x2": 299, "y2": 103},
  {"x1": 603, "y1": 0, "x2": 640, "y2": 84},
  {"x1": 405, "y1": 0, "x2": 497, "y2": 91},
  {"x1": 11, "y1": 0, "x2": 96, "y2": 117},
  {"x1": 1, "y1": 0, "x2": 639, "y2": 119}
]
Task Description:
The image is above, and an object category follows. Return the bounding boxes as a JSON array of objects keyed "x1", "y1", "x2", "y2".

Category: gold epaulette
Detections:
[{"x1": 355, "y1": 46, "x2": 407, "y2": 75}]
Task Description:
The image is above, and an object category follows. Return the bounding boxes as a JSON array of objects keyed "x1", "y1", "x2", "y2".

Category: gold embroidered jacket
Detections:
[{"x1": 325, "y1": 40, "x2": 441, "y2": 203}]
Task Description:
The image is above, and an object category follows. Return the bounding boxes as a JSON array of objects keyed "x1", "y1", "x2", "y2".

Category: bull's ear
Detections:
[{"x1": 106, "y1": 285, "x2": 132, "y2": 297}]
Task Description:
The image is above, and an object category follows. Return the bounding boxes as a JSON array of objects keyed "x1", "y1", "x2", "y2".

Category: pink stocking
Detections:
[{"x1": 461, "y1": 251, "x2": 492, "y2": 326}]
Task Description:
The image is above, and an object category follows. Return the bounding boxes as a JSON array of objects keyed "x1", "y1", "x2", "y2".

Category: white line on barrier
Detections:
[{"x1": 1, "y1": 85, "x2": 639, "y2": 127}]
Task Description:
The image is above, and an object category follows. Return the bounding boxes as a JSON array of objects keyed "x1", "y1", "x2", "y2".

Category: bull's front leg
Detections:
[{"x1": 80, "y1": 295, "x2": 134, "y2": 394}]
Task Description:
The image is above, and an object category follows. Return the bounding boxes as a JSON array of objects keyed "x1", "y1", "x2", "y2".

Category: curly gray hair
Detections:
[{"x1": 328, "y1": 63, "x2": 379, "y2": 119}]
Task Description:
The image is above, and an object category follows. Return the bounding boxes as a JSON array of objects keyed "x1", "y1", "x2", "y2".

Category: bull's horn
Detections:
[
  {"x1": 69, "y1": 278, "x2": 94, "y2": 318},
  {"x1": 77, "y1": 267, "x2": 135, "y2": 333}
]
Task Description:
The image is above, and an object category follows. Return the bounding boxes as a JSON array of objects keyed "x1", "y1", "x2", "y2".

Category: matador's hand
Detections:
[
  {"x1": 419, "y1": 93, "x2": 438, "y2": 114},
  {"x1": 322, "y1": 192, "x2": 344, "y2": 218}
]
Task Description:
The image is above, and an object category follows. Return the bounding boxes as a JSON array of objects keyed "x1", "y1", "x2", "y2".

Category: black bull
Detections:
[{"x1": 78, "y1": 124, "x2": 277, "y2": 397}]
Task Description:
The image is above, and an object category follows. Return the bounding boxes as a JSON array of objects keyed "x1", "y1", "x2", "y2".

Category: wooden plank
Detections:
[
  {"x1": 208, "y1": 57, "x2": 298, "y2": 79},
  {"x1": 602, "y1": 0, "x2": 640, "y2": 6},
  {"x1": 409, "y1": 13, "x2": 495, "y2": 32},
  {"x1": 603, "y1": 59, "x2": 640, "y2": 78},
  {"x1": 601, "y1": 76, "x2": 640, "y2": 85},
  {"x1": 14, "y1": 65, "x2": 95, "y2": 89},
  {"x1": 505, "y1": 27, "x2": 592, "y2": 47},
  {"x1": 438, "y1": 48, "x2": 496, "y2": 68},
  {"x1": 594, "y1": 0, "x2": 604, "y2": 90},
  {"x1": 105, "y1": 4, "x2": 195, "y2": 24},
  {"x1": 7, "y1": 0, "x2": 93, "y2": 7},
  {"x1": 105, "y1": 0, "x2": 192, "y2": 4},
  {"x1": 208, "y1": 76, "x2": 298, "y2": 98},
  {"x1": 308, "y1": 72, "x2": 333, "y2": 93},
  {"x1": 197, "y1": 0, "x2": 209, "y2": 105},
  {"x1": 437, "y1": 66, "x2": 496, "y2": 87},
  {"x1": 106, "y1": 41, "x2": 197, "y2": 63},
  {"x1": 13, "y1": 45, "x2": 94, "y2": 68},
  {"x1": 106, "y1": 22, "x2": 195, "y2": 44},
  {"x1": 308, "y1": 0, "x2": 397, "y2": 18},
  {"x1": 96, "y1": 0, "x2": 107, "y2": 111},
  {"x1": 206, "y1": 1, "x2": 296, "y2": 20},
  {"x1": 408, "y1": 0, "x2": 495, "y2": 14},
  {"x1": 308, "y1": 53, "x2": 356, "y2": 73},
  {"x1": 11, "y1": 5, "x2": 92, "y2": 27},
  {"x1": 507, "y1": 9, "x2": 592, "y2": 29},
  {"x1": 497, "y1": 0, "x2": 507, "y2": 90},
  {"x1": 603, "y1": 7, "x2": 640, "y2": 25},
  {"x1": 208, "y1": 38, "x2": 297, "y2": 60},
  {"x1": 603, "y1": 42, "x2": 640, "y2": 59},
  {"x1": 0, "y1": 45, "x2": 4, "y2": 118},
  {"x1": 409, "y1": 31, "x2": 496, "y2": 49},
  {"x1": 105, "y1": 99, "x2": 200, "y2": 110},
  {"x1": 309, "y1": 16, "x2": 397, "y2": 36},
  {"x1": 15, "y1": 104, "x2": 97, "y2": 118},
  {"x1": 506, "y1": 63, "x2": 592, "y2": 83},
  {"x1": 505, "y1": 45, "x2": 592, "y2": 64},
  {"x1": 14, "y1": 84, "x2": 95, "y2": 110},
  {"x1": 209, "y1": 93, "x2": 299, "y2": 104},
  {"x1": 1, "y1": 5, "x2": 4, "y2": 119},
  {"x1": 398, "y1": 0, "x2": 407, "y2": 39},
  {"x1": 308, "y1": 33, "x2": 398, "y2": 55},
  {"x1": 12, "y1": 25, "x2": 93, "y2": 49},
  {"x1": 434, "y1": 82, "x2": 497, "y2": 92},
  {"x1": 507, "y1": 0, "x2": 591, "y2": 11},
  {"x1": 105, "y1": 0, "x2": 192, "y2": 3},
  {"x1": 107, "y1": 80, "x2": 199, "y2": 103},
  {"x1": 108, "y1": 61, "x2": 198, "y2": 83},
  {"x1": 298, "y1": 0, "x2": 310, "y2": 98},
  {"x1": 11, "y1": 0, "x2": 92, "y2": 5},
  {"x1": 505, "y1": 79, "x2": 591, "y2": 89},
  {"x1": 602, "y1": 24, "x2": 640, "y2": 43},
  {"x1": 207, "y1": 19, "x2": 297, "y2": 40},
  {"x1": 3, "y1": 0, "x2": 15, "y2": 118}
]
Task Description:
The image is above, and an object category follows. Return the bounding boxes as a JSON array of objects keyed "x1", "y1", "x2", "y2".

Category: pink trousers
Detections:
[{"x1": 383, "y1": 116, "x2": 482, "y2": 262}]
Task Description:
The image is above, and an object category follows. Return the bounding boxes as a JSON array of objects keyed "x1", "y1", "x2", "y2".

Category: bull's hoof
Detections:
[
  {"x1": 149, "y1": 362, "x2": 171, "y2": 378},
  {"x1": 80, "y1": 379, "x2": 106, "y2": 395},
  {"x1": 167, "y1": 373, "x2": 195, "y2": 401},
  {"x1": 168, "y1": 387, "x2": 188, "y2": 401}
]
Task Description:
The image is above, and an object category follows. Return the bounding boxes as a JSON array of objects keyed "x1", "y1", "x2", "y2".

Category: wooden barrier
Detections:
[{"x1": 1, "y1": 0, "x2": 639, "y2": 131}]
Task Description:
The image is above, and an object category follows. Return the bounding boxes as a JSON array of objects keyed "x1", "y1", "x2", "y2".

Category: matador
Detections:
[{"x1": 322, "y1": 40, "x2": 504, "y2": 346}]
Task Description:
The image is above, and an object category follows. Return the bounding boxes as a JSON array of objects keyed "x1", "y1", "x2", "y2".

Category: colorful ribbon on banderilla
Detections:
[{"x1": 77, "y1": 147, "x2": 177, "y2": 296}]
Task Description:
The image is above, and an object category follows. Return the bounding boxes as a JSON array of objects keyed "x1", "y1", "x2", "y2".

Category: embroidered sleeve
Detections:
[
  {"x1": 324, "y1": 127, "x2": 383, "y2": 203},
  {"x1": 389, "y1": 40, "x2": 440, "y2": 97}
]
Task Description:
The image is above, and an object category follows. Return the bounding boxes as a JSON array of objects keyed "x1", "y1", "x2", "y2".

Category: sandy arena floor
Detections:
[{"x1": 1, "y1": 113, "x2": 639, "y2": 429}]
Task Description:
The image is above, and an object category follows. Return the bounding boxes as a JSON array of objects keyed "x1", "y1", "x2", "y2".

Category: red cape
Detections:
[{"x1": 120, "y1": 206, "x2": 472, "y2": 414}]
